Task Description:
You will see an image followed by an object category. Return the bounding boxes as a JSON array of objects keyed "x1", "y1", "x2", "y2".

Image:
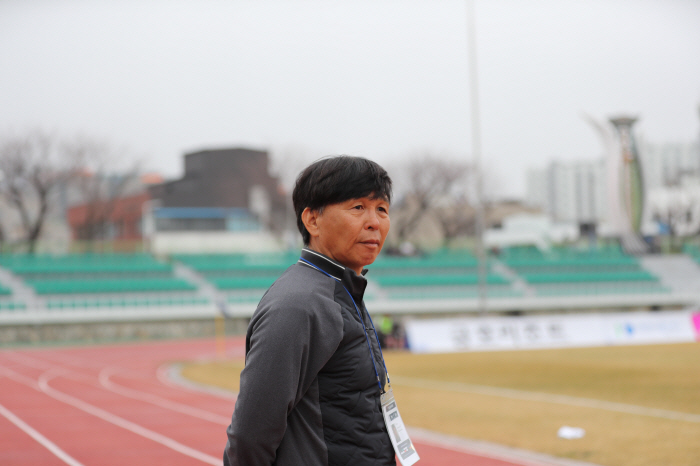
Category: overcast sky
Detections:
[{"x1": 2, "y1": 0, "x2": 699, "y2": 197}]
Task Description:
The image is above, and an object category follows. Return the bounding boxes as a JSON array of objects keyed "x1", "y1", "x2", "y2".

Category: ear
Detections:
[{"x1": 301, "y1": 207, "x2": 321, "y2": 239}]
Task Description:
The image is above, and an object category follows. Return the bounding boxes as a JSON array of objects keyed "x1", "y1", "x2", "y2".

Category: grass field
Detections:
[{"x1": 181, "y1": 342, "x2": 700, "y2": 466}]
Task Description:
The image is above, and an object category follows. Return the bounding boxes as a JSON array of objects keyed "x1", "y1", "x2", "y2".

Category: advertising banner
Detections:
[
  {"x1": 405, "y1": 310, "x2": 698, "y2": 354},
  {"x1": 598, "y1": 311, "x2": 698, "y2": 345}
]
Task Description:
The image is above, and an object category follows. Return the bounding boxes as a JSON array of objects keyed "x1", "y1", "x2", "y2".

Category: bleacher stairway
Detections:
[
  {"x1": 640, "y1": 254, "x2": 700, "y2": 296},
  {"x1": 0, "y1": 267, "x2": 36, "y2": 310}
]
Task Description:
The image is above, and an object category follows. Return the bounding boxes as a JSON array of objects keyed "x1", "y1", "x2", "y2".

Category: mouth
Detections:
[{"x1": 360, "y1": 240, "x2": 381, "y2": 248}]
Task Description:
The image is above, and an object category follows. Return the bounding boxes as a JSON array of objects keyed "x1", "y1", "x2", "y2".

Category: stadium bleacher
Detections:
[
  {"x1": 26, "y1": 278, "x2": 196, "y2": 295},
  {"x1": 45, "y1": 296, "x2": 208, "y2": 309},
  {"x1": 368, "y1": 249, "x2": 520, "y2": 300},
  {"x1": 0, "y1": 302, "x2": 25, "y2": 311},
  {"x1": 683, "y1": 244, "x2": 700, "y2": 265},
  {"x1": 174, "y1": 252, "x2": 297, "y2": 303},
  {"x1": 0, "y1": 253, "x2": 205, "y2": 310},
  {"x1": 500, "y1": 245, "x2": 669, "y2": 296},
  {"x1": 0, "y1": 244, "x2": 686, "y2": 316}
]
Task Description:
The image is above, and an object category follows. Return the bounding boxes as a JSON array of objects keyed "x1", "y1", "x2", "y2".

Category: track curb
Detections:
[{"x1": 408, "y1": 427, "x2": 603, "y2": 466}]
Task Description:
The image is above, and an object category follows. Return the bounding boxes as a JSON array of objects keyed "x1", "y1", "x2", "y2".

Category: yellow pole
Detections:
[{"x1": 215, "y1": 312, "x2": 226, "y2": 358}]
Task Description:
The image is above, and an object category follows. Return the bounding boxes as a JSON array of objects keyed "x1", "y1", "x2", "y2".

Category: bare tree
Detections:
[
  {"x1": 269, "y1": 145, "x2": 319, "y2": 193},
  {"x1": 268, "y1": 145, "x2": 318, "y2": 238},
  {"x1": 438, "y1": 159, "x2": 505, "y2": 247},
  {"x1": 391, "y1": 155, "x2": 472, "y2": 246},
  {"x1": 435, "y1": 196, "x2": 477, "y2": 247},
  {"x1": 0, "y1": 131, "x2": 78, "y2": 253},
  {"x1": 63, "y1": 137, "x2": 141, "y2": 251}
]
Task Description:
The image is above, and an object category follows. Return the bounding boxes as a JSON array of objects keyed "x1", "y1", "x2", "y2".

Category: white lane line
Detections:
[
  {"x1": 24, "y1": 350, "x2": 112, "y2": 370},
  {"x1": 37, "y1": 370, "x2": 222, "y2": 466},
  {"x1": 4, "y1": 351, "x2": 97, "y2": 373},
  {"x1": 10, "y1": 349, "x2": 236, "y2": 402},
  {"x1": 99, "y1": 367, "x2": 230, "y2": 425},
  {"x1": 7, "y1": 350, "x2": 233, "y2": 424},
  {"x1": 10, "y1": 351, "x2": 232, "y2": 421},
  {"x1": 392, "y1": 375, "x2": 700, "y2": 424},
  {"x1": 2, "y1": 365, "x2": 222, "y2": 465},
  {"x1": 1, "y1": 352, "x2": 77, "y2": 374},
  {"x1": 3, "y1": 354, "x2": 98, "y2": 387},
  {"x1": 0, "y1": 402, "x2": 85, "y2": 466},
  {"x1": 0, "y1": 365, "x2": 41, "y2": 389}
]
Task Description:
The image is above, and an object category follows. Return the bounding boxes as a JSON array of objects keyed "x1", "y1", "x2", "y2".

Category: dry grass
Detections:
[
  {"x1": 181, "y1": 342, "x2": 700, "y2": 466},
  {"x1": 181, "y1": 359, "x2": 245, "y2": 392}
]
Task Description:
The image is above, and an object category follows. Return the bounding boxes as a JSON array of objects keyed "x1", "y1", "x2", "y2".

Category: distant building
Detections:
[
  {"x1": 525, "y1": 139, "x2": 700, "y2": 239},
  {"x1": 647, "y1": 176, "x2": 700, "y2": 237},
  {"x1": 638, "y1": 140, "x2": 700, "y2": 189},
  {"x1": 639, "y1": 109, "x2": 700, "y2": 236},
  {"x1": 484, "y1": 213, "x2": 579, "y2": 250},
  {"x1": 65, "y1": 173, "x2": 163, "y2": 247},
  {"x1": 67, "y1": 192, "x2": 150, "y2": 241},
  {"x1": 146, "y1": 147, "x2": 287, "y2": 254},
  {"x1": 148, "y1": 147, "x2": 285, "y2": 230},
  {"x1": 525, "y1": 159, "x2": 606, "y2": 226}
]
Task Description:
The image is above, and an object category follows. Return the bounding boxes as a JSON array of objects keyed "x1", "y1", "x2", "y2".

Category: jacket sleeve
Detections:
[{"x1": 224, "y1": 282, "x2": 344, "y2": 466}]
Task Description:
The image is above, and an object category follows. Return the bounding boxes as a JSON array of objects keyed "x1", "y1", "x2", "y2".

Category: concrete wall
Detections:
[
  {"x1": 0, "y1": 317, "x2": 249, "y2": 346},
  {"x1": 151, "y1": 230, "x2": 282, "y2": 254}
]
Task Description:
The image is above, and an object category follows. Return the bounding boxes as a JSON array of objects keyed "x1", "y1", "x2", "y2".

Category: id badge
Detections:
[{"x1": 381, "y1": 387, "x2": 420, "y2": 466}]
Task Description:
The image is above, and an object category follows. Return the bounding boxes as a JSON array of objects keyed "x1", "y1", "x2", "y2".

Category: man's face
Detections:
[{"x1": 305, "y1": 196, "x2": 390, "y2": 275}]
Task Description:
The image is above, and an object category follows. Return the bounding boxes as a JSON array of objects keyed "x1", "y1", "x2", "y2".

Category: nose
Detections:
[{"x1": 365, "y1": 209, "x2": 380, "y2": 230}]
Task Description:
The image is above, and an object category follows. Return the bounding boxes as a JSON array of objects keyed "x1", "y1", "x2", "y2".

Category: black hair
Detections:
[{"x1": 292, "y1": 155, "x2": 393, "y2": 245}]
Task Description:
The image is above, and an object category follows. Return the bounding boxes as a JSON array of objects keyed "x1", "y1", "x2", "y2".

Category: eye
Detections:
[{"x1": 353, "y1": 204, "x2": 364, "y2": 210}]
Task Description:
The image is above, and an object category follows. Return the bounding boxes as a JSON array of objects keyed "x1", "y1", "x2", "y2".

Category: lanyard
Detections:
[{"x1": 299, "y1": 257, "x2": 391, "y2": 394}]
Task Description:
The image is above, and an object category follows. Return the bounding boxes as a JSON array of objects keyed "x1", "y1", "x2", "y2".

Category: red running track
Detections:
[{"x1": 0, "y1": 338, "x2": 551, "y2": 466}]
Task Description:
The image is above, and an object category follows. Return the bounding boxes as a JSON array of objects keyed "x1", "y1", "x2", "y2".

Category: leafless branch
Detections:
[
  {"x1": 0, "y1": 131, "x2": 79, "y2": 253},
  {"x1": 62, "y1": 136, "x2": 141, "y2": 248},
  {"x1": 392, "y1": 155, "x2": 473, "y2": 244}
]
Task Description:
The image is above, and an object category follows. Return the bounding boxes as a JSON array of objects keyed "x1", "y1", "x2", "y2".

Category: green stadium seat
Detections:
[
  {"x1": 373, "y1": 274, "x2": 509, "y2": 287},
  {"x1": 522, "y1": 271, "x2": 657, "y2": 284},
  {"x1": 26, "y1": 277, "x2": 196, "y2": 295}
]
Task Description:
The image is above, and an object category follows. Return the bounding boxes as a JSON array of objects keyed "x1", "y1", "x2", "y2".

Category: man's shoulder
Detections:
[{"x1": 255, "y1": 263, "x2": 340, "y2": 318}]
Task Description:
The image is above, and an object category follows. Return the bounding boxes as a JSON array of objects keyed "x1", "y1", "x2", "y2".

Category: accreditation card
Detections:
[{"x1": 381, "y1": 387, "x2": 420, "y2": 465}]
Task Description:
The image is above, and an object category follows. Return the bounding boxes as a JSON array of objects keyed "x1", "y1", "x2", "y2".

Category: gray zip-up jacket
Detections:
[{"x1": 224, "y1": 248, "x2": 395, "y2": 466}]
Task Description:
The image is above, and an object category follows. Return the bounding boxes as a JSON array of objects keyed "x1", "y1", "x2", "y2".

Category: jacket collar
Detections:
[{"x1": 299, "y1": 248, "x2": 368, "y2": 304}]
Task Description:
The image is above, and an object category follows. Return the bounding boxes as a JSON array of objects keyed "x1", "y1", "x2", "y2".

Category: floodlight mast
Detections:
[{"x1": 466, "y1": 0, "x2": 487, "y2": 315}]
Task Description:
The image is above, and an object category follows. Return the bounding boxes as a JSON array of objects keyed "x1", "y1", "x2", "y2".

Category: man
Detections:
[{"x1": 224, "y1": 156, "x2": 396, "y2": 466}]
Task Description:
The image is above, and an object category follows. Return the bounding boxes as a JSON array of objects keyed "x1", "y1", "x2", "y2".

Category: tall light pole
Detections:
[{"x1": 466, "y1": 0, "x2": 487, "y2": 314}]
